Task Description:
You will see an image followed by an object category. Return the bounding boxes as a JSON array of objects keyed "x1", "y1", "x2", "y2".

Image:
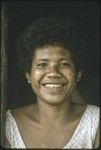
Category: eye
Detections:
[
  {"x1": 59, "y1": 62, "x2": 71, "y2": 68},
  {"x1": 37, "y1": 62, "x2": 48, "y2": 68}
]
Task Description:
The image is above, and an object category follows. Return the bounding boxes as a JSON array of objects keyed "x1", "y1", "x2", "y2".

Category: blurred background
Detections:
[{"x1": 5, "y1": 1, "x2": 99, "y2": 108}]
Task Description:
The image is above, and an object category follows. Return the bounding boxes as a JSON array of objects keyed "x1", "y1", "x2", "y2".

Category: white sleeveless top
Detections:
[{"x1": 6, "y1": 104, "x2": 100, "y2": 149}]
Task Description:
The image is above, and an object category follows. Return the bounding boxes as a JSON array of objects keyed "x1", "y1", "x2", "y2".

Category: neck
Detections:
[{"x1": 36, "y1": 97, "x2": 71, "y2": 125}]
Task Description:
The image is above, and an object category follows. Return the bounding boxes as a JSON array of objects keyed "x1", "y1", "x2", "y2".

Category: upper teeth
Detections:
[{"x1": 44, "y1": 84, "x2": 63, "y2": 88}]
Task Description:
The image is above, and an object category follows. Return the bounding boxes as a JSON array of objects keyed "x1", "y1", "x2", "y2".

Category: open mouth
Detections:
[{"x1": 42, "y1": 83, "x2": 66, "y2": 91}]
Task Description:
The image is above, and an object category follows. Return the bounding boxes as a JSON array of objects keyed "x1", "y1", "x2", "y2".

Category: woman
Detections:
[{"x1": 5, "y1": 18, "x2": 100, "y2": 148}]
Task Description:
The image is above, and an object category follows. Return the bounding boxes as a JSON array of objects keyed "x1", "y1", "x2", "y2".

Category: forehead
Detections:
[{"x1": 33, "y1": 45, "x2": 72, "y2": 60}]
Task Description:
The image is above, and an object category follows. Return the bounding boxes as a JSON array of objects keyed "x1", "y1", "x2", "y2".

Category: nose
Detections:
[{"x1": 46, "y1": 65, "x2": 61, "y2": 78}]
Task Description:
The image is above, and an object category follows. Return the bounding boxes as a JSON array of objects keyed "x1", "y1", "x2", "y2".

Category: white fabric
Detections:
[{"x1": 6, "y1": 104, "x2": 100, "y2": 149}]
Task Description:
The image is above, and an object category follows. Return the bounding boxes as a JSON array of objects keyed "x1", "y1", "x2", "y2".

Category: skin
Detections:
[
  {"x1": 26, "y1": 45, "x2": 82, "y2": 106},
  {"x1": 5, "y1": 45, "x2": 99, "y2": 148}
]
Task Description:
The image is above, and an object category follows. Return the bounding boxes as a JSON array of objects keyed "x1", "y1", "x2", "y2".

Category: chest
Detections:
[{"x1": 17, "y1": 119, "x2": 80, "y2": 148}]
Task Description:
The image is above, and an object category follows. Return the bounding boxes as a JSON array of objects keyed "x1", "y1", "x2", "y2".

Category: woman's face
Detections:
[{"x1": 26, "y1": 45, "x2": 81, "y2": 105}]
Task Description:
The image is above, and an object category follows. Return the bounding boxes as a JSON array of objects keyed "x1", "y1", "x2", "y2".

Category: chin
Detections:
[
  {"x1": 40, "y1": 93, "x2": 69, "y2": 105},
  {"x1": 36, "y1": 86, "x2": 75, "y2": 105}
]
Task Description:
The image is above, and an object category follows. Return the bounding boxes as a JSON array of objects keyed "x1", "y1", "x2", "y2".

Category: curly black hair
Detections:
[{"x1": 16, "y1": 17, "x2": 86, "y2": 74}]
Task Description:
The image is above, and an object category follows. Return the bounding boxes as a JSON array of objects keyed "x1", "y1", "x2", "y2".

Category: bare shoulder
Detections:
[{"x1": 11, "y1": 103, "x2": 38, "y2": 121}]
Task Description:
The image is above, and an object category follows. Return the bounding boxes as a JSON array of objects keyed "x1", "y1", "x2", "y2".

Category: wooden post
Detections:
[{"x1": 1, "y1": 2, "x2": 8, "y2": 146}]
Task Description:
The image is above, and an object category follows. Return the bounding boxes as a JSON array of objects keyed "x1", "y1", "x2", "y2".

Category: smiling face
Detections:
[{"x1": 26, "y1": 45, "x2": 81, "y2": 105}]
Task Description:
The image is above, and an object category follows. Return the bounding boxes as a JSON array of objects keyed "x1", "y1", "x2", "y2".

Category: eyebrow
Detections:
[
  {"x1": 36, "y1": 59, "x2": 49, "y2": 61},
  {"x1": 36, "y1": 58, "x2": 69, "y2": 61}
]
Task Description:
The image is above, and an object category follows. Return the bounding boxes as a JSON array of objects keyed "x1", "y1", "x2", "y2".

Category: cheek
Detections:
[
  {"x1": 30, "y1": 71, "x2": 41, "y2": 94},
  {"x1": 30, "y1": 70, "x2": 44, "y2": 85},
  {"x1": 69, "y1": 72, "x2": 77, "y2": 80},
  {"x1": 64, "y1": 70, "x2": 77, "y2": 81},
  {"x1": 66, "y1": 71, "x2": 78, "y2": 91}
]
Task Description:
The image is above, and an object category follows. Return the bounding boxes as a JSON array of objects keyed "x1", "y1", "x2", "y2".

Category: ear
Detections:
[
  {"x1": 77, "y1": 70, "x2": 82, "y2": 82},
  {"x1": 25, "y1": 72, "x2": 31, "y2": 83}
]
